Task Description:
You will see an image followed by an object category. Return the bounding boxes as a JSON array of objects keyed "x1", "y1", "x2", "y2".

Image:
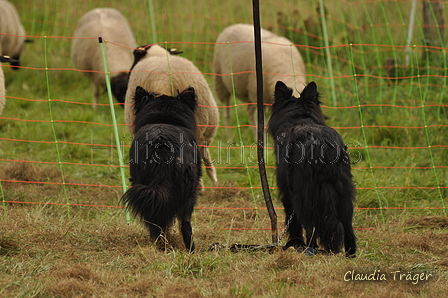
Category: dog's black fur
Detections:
[
  {"x1": 268, "y1": 81, "x2": 357, "y2": 257},
  {"x1": 121, "y1": 86, "x2": 202, "y2": 252}
]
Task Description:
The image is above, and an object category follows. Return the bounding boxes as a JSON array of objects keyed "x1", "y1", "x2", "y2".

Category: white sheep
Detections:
[
  {"x1": 0, "y1": 0, "x2": 26, "y2": 69},
  {"x1": 124, "y1": 44, "x2": 219, "y2": 184},
  {"x1": 71, "y1": 8, "x2": 137, "y2": 106},
  {"x1": 0, "y1": 58, "x2": 5, "y2": 115},
  {"x1": 213, "y1": 23, "x2": 306, "y2": 137},
  {"x1": 0, "y1": 55, "x2": 19, "y2": 115}
]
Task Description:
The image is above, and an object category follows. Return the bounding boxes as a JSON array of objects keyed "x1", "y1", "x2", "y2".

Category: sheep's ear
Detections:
[
  {"x1": 300, "y1": 81, "x2": 319, "y2": 103},
  {"x1": 167, "y1": 48, "x2": 183, "y2": 55},
  {"x1": 0, "y1": 55, "x2": 19, "y2": 63},
  {"x1": 133, "y1": 86, "x2": 155, "y2": 115},
  {"x1": 130, "y1": 46, "x2": 149, "y2": 71},
  {"x1": 274, "y1": 81, "x2": 293, "y2": 103},
  {"x1": 178, "y1": 87, "x2": 198, "y2": 112}
]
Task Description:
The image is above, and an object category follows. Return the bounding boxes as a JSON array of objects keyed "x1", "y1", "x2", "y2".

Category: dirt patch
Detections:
[
  {"x1": 1, "y1": 161, "x2": 62, "y2": 185},
  {"x1": 58, "y1": 264, "x2": 95, "y2": 281},
  {"x1": 0, "y1": 237, "x2": 20, "y2": 256},
  {"x1": 45, "y1": 278, "x2": 95, "y2": 298}
]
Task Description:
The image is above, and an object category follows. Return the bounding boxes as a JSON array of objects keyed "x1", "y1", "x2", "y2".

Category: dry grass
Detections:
[
  {"x1": 1, "y1": 165, "x2": 447, "y2": 297},
  {"x1": 1, "y1": 191, "x2": 447, "y2": 297}
]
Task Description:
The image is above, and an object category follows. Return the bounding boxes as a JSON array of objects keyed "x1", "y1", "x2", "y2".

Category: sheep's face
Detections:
[{"x1": 110, "y1": 72, "x2": 129, "y2": 104}]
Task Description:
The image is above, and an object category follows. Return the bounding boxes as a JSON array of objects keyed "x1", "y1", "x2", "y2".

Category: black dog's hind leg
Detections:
[
  {"x1": 284, "y1": 224, "x2": 306, "y2": 250},
  {"x1": 304, "y1": 223, "x2": 319, "y2": 254},
  {"x1": 283, "y1": 205, "x2": 306, "y2": 250},
  {"x1": 343, "y1": 221, "x2": 357, "y2": 257},
  {"x1": 144, "y1": 221, "x2": 170, "y2": 250},
  {"x1": 147, "y1": 222, "x2": 163, "y2": 240},
  {"x1": 180, "y1": 219, "x2": 195, "y2": 252}
]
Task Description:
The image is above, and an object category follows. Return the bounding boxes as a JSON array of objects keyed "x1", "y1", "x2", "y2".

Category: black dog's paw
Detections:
[
  {"x1": 304, "y1": 247, "x2": 319, "y2": 256},
  {"x1": 345, "y1": 252, "x2": 356, "y2": 259},
  {"x1": 283, "y1": 239, "x2": 306, "y2": 251}
]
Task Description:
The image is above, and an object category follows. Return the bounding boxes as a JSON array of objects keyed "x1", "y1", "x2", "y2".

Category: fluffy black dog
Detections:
[
  {"x1": 121, "y1": 86, "x2": 202, "y2": 252},
  {"x1": 268, "y1": 81, "x2": 356, "y2": 257}
]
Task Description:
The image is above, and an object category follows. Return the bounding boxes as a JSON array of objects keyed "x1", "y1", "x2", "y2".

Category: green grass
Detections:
[{"x1": 1, "y1": 0, "x2": 447, "y2": 296}]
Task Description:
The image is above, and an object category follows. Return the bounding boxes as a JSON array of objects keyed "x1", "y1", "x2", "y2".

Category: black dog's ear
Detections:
[
  {"x1": 178, "y1": 87, "x2": 198, "y2": 112},
  {"x1": 300, "y1": 81, "x2": 319, "y2": 102},
  {"x1": 274, "y1": 81, "x2": 293, "y2": 102},
  {"x1": 133, "y1": 86, "x2": 156, "y2": 115}
]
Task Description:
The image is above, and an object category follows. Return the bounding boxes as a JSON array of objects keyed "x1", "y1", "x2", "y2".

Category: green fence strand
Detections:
[
  {"x1": 1, "y1": 180, "x2": 5, "y2": 214},
  {"x1": 439, "y1": 49, "x2": 447, "y2": 121},
  {"x1": 44, "y1": 36, "x2": 70, "y2": 216},
  {"x1": 414, "y1": 50, "x2": 446, "y2": 215},
  {"x1": 98, "y1": 37, "x2": 130, "y2": 224},
  {"x1": 349, "y1": 44, "x2": 385, "y2": 222},
  {"x1": 318, "y1": 0, "x2": 337, "y2": 107},
  {"x1": 148, "y1": 0, "x2": 158, "y2": 44}
]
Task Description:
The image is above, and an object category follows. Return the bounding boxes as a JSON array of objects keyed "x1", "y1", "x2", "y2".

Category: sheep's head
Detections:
[{"x1": 130, "y1": 44, "x2": 184, "y2": 72}]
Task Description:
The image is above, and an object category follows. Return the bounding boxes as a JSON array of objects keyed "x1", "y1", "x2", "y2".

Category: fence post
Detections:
[
  {"x1": 98, "y1": 37, "x2": 130, "y2": 224},
  {"x1": 252, "y1": 0, "x2": 278, "y2": 245}
]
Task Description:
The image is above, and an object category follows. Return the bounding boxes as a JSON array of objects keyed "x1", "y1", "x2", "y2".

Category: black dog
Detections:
[
  {"x1": 121, "y1": 86, "x2": 202, "y2": 252},
  {"x1": 268, "y1": 81, "x2": 356, "y2": 257}
]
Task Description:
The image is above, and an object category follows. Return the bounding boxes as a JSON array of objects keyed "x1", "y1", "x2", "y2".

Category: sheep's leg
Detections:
[
  {"x1": 247, "y1": 103, "x2": 268, "y2": 142},
  {"x1": 92, "y1": 82, "x2": 100, "y2": 108},
  {"x1": 214, "y1": 75, "x2": 231, "y2": 140},
  {"x1": 225, "y1": 105, "x2": 231, "y2": 141},
  {"x1": 200, "y1": 145, "x2": 218, "y2": 184},
  {"x1": 247, "y1": 104, "x2": 257, "y2": 140}
]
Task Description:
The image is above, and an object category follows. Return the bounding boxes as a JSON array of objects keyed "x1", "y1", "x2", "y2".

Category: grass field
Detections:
[{"x1": 1, "y1": 0, "x2": 447, "y2": 296}]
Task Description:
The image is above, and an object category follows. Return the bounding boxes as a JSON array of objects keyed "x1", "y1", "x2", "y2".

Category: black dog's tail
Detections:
[
  {"x1": 300, "y1": 180, "x2": 345, "y2": 254},
  {"x1": 320, "y1": 214, "x2": 345, "y2": 254},
  {"x1": 317, "y1": 183, "x2": 347, "y2": 255},
  {"x1": 121, "y1": 183, "x2": 175, "y2": 238}
]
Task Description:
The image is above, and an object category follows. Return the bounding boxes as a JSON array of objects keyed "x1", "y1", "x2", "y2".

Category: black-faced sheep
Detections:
[
  {"x1": 213, "y1": 23, "x2": 306, "y2": 138},
  {"x1": 124, "y1": 44, "x2": 219, "y2": 184},
  {"x1": 71, "y1": 8, "x2": 137, "y2": 106},
  {"x1": 0, "y1": 0, "x2": 26, "y2": 69}
]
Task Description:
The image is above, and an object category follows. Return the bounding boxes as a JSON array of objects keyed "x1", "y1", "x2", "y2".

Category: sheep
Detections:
[
  {"x1": 0, "y1": 0, "x2": 26, "y2": 69},
  {"x1": 213, "y1": 23, "x2": 306, "y2": 138},
  {"x1": 71, "y1": 8, "x2": 137, "y2": 106},
  {"x1": 0, "y1": 57, "x2": 5, "y2": 115},
  {"x1": 124, "y1": 44, "x2": 219, "y2": 184},
  {"x1": 0, "y1": 55, "x2": 19, "y2": 115}
]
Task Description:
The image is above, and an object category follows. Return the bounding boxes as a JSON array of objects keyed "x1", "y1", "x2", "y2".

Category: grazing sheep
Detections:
[
  {"x1": 0, "y1": 0, "x2": 26, "y2": 69},
  {"x1": 213, "y1": 23, "x2": 306, "y2": 138},
  {"x1": 71, "y1": 8, "x2": 137, "y2": 106},
  {"x1": 125, "y1": 44, "x2": 219, "y2": 184},
  {"x1": 0, "y1": 55, "x2": 19, "y2": 115}
]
